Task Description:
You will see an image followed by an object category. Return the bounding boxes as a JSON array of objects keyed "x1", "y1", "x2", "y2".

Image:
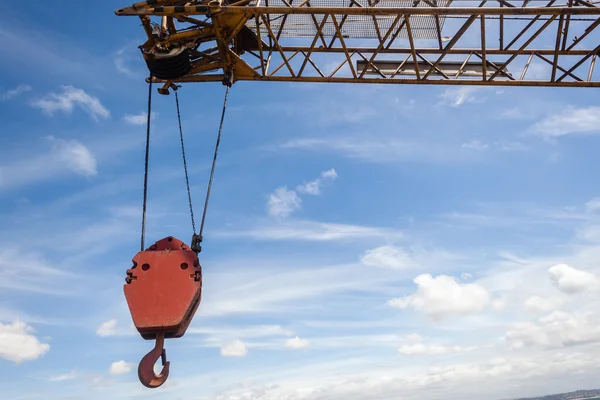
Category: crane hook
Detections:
[{"x1": 138, "y1": 331, "x2": 170, "y2": 388}]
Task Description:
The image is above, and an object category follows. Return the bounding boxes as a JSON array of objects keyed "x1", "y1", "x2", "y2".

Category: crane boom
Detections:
[{"x1": 115, "y1": 0, "x2": 600, "y2": 91}]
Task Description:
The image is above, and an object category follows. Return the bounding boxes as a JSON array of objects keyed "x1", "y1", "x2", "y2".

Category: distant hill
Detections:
[{"x1": 516, "y1": 389, "x2": 600, "y2": 400}]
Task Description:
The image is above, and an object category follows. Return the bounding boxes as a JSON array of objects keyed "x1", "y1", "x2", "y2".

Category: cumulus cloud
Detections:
[
  {"x1": 534, "y1": 106, "x2": 600, "y2": 137},
  {"x1": 109, "y1": 360, "x2": 134, "y2": 375},
  {"x1": 267, "y1": 169, "x2": 338, "y2": 218},
  {"x1": 123, "y1": 111, "x2": 157, "y2": 125},
  {"x1": 96, "y1": 320, "x2": 118, "y2": 337},
  {"x1": 506, "y1": 311, "x2": 600, "y2": 349},
  {"x1": 285, "y1": 336, "x2": 310, "y2": 349},
  {"x1": 548, "y1": 264, "x2": 600, "y2": 294},
  {"x1": 1, "y1": 84, "x2": 32, "y2": 101},
  {"x1": 30, "y1": 85, "x2": 110, "y2": 120},
  {"x1": 360, "y1": 245, "x2": 414, "y2": 269},
  {"x1": 0, "y1": 320, "x2": 50, "y2": 363},
  {"x1": 220, "y1": 340, "x2": 248, "y2": 357},
  {"x1": 387, "y1": 274, "x2": 490, "y2": 319}
]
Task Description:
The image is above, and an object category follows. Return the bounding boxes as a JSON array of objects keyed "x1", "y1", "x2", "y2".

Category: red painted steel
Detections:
[{"x1": 124, "y1": 236, "x2": 202, "y2": 340}]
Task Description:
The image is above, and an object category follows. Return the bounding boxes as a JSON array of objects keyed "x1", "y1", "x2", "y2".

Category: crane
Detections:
[
  {"x1": 115, "y1": 0, "x2": 600, "y2": 93},
  {"x1": 114, "y1": 0, "x2": 600, "y2": 389}
]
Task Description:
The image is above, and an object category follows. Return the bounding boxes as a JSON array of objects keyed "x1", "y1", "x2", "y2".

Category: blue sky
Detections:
[{"x1": 2, "y1": 1, "x2": 600, "y2": 399}]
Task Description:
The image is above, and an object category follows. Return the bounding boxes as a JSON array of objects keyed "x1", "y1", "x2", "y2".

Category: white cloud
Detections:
[
  {"x1": 524, "y1": 295, "x2": 565, "y2": 314},
  {"x1": 296, "y1": 168, "x2": 338, "y2": 195},
  {"x1": 439, "y1": 87, "x2": 485, "y2": 107},
  {"x1": 387, "y1": 274, "x2": 490, "y2": 319},
  {"x1": 397, "y1": 333, "x2": 465, "y2": 355},
  {"x1": 220, "y1": 220, "x2": 401, "y2": 242},
  {"x1": 267, "y1": 187, "x2": 301, "y2": 218},
  {"x1": 0, "y1": 320, "x2": 50, "y2": 363},
  {"x1": 0, "y1": 247, "x2": 77, "y2": 295},
  {"x1": 48, "y1": 369, "x2": 78, "y2": 382},
  {"x1": 548, "y1": 263, "x2": 600, "y2": 294},
  {"x1": 278, "y1": 136, "x2": 477, "y2": 165},
  {"x1": 461, "y1": 140, "x2": 488, "y2": 150},
  {"x1": 123, "y1": 111, "x2": 157, "y2": 125},
  {"x1": 109, "y1": 360, "x2": 135, "y2": 375},
  {"x1": 405, "y1": 333, "x2": 423, "y2": 343},
  {"x1": 491, "y1": 295, "x2": 508, "y2": 311},
  {"x1": 534, "y1": 106, "x2": 600, "y2": 137},
  {"x1": 30, "y1": 85, "x2": 110, "y2": 120},
  {"x1": 267, "y1": 170, "x2": 338, "y2": 218},
  {"x1": 585, "y1": 197, "x2": 600, "y2": 212},
  {"x1": 398, "y1": 343, "x2": 464, "y2": 356},
  {"x1": 1, "y1": 84, "x2": 32, "y2": 101},
  {"x1": 96, "y1": 320, "x2": 118, "y2": 336},
  {"x1": 0, "y1": 137, "x2": 98, "y2": 190},
  {"x1": 360, "y1": 245, "x2": 413, "y2": 269},
  {"x1": 220, "y1": 340, "x2": 248, "y2": 357},
  {"x1": 47, "y1": 136, "x2": 97, "y2": 176},
  {"x1": 506, "y1": 311, "x2": 600, "y2": 349},
  {"x1": 285, "y1": 336, "x2": 310, "y2": 349},
  {"x1": 577, "y1": 225, "x2": 600, "y2": 242},
  {"x1": 114, "y1": 46, "x2": 140, "y2": 77}
]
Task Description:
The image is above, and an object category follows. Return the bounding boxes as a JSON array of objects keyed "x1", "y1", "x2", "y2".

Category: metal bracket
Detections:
[
  {"x1": 223, "y1": 68, "x2": 234, "y2": 87},
  {"x1": 191, "y1": 234, "x2": 203, "y2": 253}
]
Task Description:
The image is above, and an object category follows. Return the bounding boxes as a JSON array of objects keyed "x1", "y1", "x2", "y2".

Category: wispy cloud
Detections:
[
  {"x1": 30, "y1": 86, "x2": 110, "y2": 121},
  {"x1": 398, "y1": 334, "x2": 468, "y2": 356},
  {"x1": 461, "y1": 140, "x2": 488, "y2": 150},
  {"x1": 533, "y1": 106, "x2": 600, "y2": 137},
  {"x1": 197, "y1": 259, "x2": 402, "y2": 318},
  {"x1": 267, "y1": 169, "x2": 338, "y2": 218},
  {"x1": 0, "y1": 247, "x2": 81, "y2": 296},
  {"x1": 438, "y1": 86, "x2": 487, "y2": 108},
  {"x1": 113, "y1": 46, "x2": 141, "y2": 78},
  {"x1": 0, "y1": 18, "x2": 108, "y2": 85},
  {"x1": 0, "y1": 136, "x2": 97, "y2": 191},
  {"x1": 48, "y1": 369, "x2": 78, "y2": 382},
  {"x1": 217, "y1": 218, "x2": 402, "y2": 242},
  {"x1": 360, "y1": 245, "x2": 415, "y2": 269},
  {"x1": 123, "y1": 111, "x2": 157, "y2": 125},
  {"x1": 1, "y1": 84, "x2": 32, "y2": 101},
  {"x1": 278, "y1": 136, "x2": 449, "y2": 164}
]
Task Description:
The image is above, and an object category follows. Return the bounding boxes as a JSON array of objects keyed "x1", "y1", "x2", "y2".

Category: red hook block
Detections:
[{"x1": 124, "y1": 236, "x2": 202, "y2": 388}]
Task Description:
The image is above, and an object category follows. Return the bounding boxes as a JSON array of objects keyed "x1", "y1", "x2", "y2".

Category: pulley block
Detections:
[
  {"x1": 124, "y1": 236, "x2": 202, "y2": 388},
  {"x1": 143, "y1": 46, "x2": 192, "y2": 80},
  {"x1": 125, "y1": 236, "x2": 202, "y2": 340}
]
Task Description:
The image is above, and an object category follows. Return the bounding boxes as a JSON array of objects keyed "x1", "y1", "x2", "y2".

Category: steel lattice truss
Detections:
[{"x1": 116, "y1": 0, "x2": 600, "y2": 88}]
